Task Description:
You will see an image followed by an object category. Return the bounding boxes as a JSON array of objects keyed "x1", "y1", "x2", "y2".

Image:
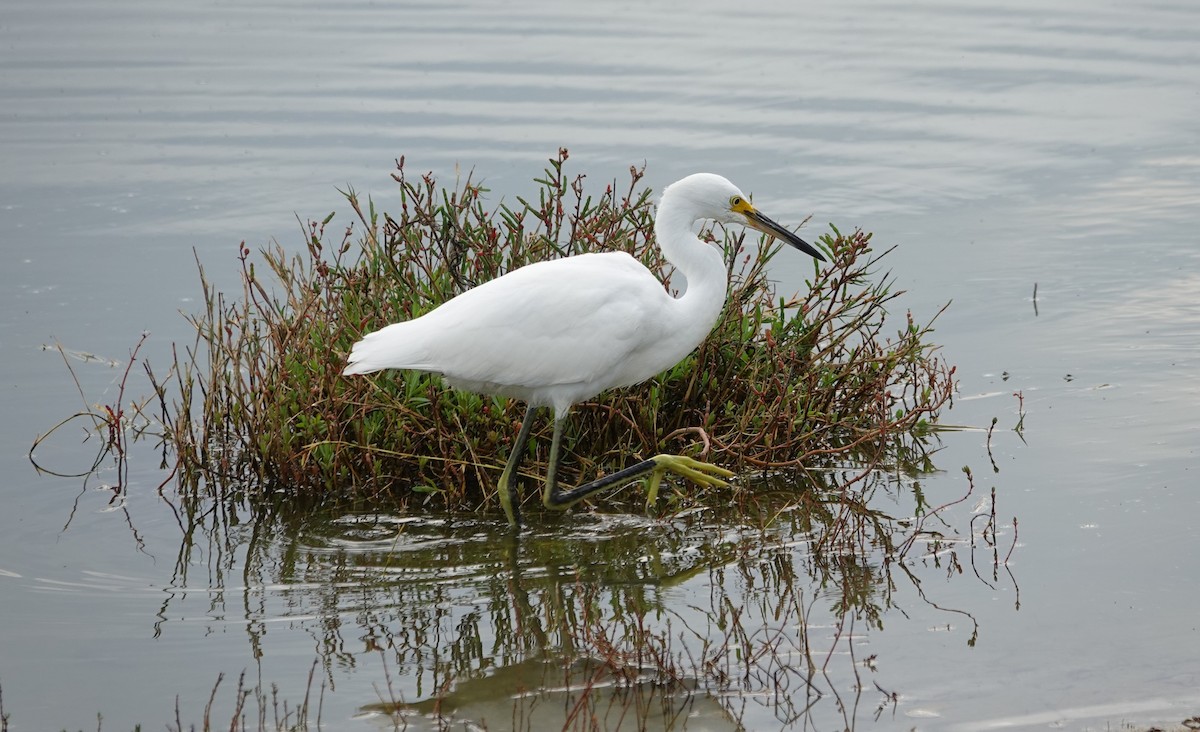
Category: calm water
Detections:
[{"x1": 2, "y1": 0, "x2": 1199, "y2": 730}]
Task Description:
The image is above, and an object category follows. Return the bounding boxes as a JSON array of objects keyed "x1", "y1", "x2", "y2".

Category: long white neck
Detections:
[{"x1": 653, "y1": 190, "x2": 729, "y2": 348}]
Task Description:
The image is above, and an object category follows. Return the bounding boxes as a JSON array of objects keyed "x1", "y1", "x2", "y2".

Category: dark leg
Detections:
[
  {"x1": 540, "y1": 415, "x2": 734, "y2": 511},
  {"x1": 498, "y1": 405, "x2": 538, "y2": 527}
]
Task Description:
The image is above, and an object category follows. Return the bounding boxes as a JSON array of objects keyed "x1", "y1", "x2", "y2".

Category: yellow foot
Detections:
[{"x1": 645, "y1": 454, "x2": 735, "y2": 506}]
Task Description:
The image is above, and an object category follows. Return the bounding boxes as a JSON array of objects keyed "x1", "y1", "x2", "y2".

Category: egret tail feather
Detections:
[{"x1": 342, "y1": 322, "x2": 433, "y2": 376}]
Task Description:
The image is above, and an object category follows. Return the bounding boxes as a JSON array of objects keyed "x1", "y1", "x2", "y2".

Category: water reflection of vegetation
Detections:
[{"x1": 159, "y1": 454, "x2": 1011, "y2": 731}]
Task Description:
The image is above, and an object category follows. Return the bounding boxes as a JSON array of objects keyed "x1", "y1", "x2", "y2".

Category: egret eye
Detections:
[{"x1": 730, "y1": 196, "x2": 743, "y2": 207}]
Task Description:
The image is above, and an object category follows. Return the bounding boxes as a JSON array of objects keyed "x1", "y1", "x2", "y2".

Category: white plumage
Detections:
[{"x1": 343, "y1": 172, "x2": 824, "y2": 526}]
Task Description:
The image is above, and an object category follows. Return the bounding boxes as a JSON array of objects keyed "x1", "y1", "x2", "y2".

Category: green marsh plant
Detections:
[{"x1": 150, "y1": 149, "x2": 954, "y2": 515}]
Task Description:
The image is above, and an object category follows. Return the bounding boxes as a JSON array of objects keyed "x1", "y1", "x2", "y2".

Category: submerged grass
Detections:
[{"x1": 149, "y1": 149, "x2": 954, "y2": 515}]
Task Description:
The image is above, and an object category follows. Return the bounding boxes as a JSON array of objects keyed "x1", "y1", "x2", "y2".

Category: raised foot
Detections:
[{"x1": 645, "y1": 454, "x2": 735, "y2": 505}]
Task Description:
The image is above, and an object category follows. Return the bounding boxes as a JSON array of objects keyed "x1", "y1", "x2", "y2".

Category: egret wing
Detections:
[{"x1": 416, "y1": 252, "x2": 670, "y2": 390}]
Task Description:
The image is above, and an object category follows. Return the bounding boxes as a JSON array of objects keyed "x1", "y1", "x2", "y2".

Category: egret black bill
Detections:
[{"x1": 745, "y1": 208, "x2": 825, "y2": 262}]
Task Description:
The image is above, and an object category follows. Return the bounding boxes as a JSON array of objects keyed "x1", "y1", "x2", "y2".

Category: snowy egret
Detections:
[{"x1": 343, "y1": 173, "x2": 825, "y2": 526}]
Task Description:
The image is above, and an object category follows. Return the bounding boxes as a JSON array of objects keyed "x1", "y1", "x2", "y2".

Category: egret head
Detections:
[{"x1": 665, "y1": 173, "x2": 826, "y2": 262}]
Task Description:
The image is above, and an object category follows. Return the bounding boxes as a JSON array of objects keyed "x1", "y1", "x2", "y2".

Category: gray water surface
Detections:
[{"x1": 2, "y1": 1, "x2": 1198, "y2": 730}]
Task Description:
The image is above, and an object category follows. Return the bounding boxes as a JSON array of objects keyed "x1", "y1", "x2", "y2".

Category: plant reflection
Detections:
[{"x1": 156, "y1": 454, "x2": 1015, "y2": 731}]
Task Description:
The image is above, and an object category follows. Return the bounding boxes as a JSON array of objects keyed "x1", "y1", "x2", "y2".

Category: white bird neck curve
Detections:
[{"x1": 653, "y1": 189, "x2": 730, "y2": 337}]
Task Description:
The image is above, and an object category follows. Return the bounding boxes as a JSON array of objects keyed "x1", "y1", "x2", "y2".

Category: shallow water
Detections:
[{"x1": 2, "y1": 0, "x2": 1199, "y2": 730}]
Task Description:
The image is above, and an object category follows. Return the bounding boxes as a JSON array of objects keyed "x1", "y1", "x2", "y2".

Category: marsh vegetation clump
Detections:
[{"x1": 152, "y1": 149, "x2": 954, "y2": 515}]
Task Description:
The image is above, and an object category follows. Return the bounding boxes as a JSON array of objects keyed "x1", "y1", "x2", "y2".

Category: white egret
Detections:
[{"x1": 343, "y1": 173, "x2": 825, "y2": 526}]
